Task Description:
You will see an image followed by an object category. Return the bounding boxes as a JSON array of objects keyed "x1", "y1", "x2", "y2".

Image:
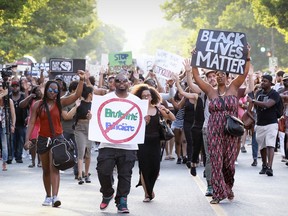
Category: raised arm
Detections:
[
  {"x1": 231, "y1": 45, "x2": 251, "y2": 89},
  {"x1": 61, "y1": 70, "x2": 85, "y2": 107},
  {"x1": 184, "y1": 59, "x2": 202, "y2": 94}
]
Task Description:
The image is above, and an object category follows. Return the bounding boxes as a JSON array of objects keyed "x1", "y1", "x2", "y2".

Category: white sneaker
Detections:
[
  {"x1": 42, "y1": 196, "x2": 52, "y2": 206},
  {"x1": 52, "y1": 196, "x2": 61, "y2": 207}
]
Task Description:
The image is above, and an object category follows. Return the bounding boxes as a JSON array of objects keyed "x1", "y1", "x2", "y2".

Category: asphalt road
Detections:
[{"x1": 0, "y1": 143, "x2": 287, "y2": 216}]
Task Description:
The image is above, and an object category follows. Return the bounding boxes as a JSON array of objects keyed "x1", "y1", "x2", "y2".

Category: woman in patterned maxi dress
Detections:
[{"x1": 188, "y1": 46, "x2": 251, "y2": 204}]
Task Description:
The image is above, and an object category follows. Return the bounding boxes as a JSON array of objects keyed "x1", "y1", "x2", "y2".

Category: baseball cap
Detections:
[
  {"x1": 55, "y1": 75, "x2": 64, "y2": 81},
  {"x1": 204, "y1": 69, "x2": 217, "y2": 77},
  {"x1": 11, "y1": 81, "x2": 19, "y2": 86},
  {"x1": 262, "y1": 74, "x2": 274, "y2": 85},
  {"x1": 282, "y1": 74, "x2": 288, "y2": 81}
]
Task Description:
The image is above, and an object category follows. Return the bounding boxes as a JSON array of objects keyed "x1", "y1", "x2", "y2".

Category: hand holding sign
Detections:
[{"x1": 191, "y1": 29, "x2": 248, "y2": 75}]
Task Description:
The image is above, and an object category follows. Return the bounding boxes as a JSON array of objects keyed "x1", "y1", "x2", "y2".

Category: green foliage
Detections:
[
  {"x1": 32, "y1": 23, "x2": 126, "y2": 63},
  {"x1": 252, "y1": 0, "x2": 288, "y2": 42},
  {"x1": 0, "y1": 0, "x2": 95, "y2": 63},
  {"x1": 161, "y1": 0, "x2": 288, "y2": 70}
]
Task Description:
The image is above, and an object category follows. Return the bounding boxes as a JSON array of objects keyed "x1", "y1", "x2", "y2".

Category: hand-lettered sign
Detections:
[
  {"x1": 191, "y1": 29, "x2": 248, "y2": 75},
  {"x1": 88, "y1": 93, "x2": 148, "y2": 144},
  {"x1": 154, "y1": 49, "x2": 183, "y2": 79},
  {"x1": 108, "y1": 51, "x2": 133, "y2": 73}
]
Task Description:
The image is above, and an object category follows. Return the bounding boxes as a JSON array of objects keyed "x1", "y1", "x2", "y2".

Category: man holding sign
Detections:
[{"x1": 90, "y1": 73, "x2": 148, "y2": 213}]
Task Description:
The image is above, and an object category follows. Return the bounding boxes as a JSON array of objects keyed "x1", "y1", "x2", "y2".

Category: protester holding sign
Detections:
[
  {"x1": 96, "y1": 73, "x2": 141, "y2": 214},
  {"x1": 191, "y1": 44, "x2": 251, "y2": 204},
  {"x1": 131, "y1": 84, "x2": 175, "y2": 202}
]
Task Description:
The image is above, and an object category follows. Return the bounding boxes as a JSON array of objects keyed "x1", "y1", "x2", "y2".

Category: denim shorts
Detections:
[{"x1": 37, "y1": 135, "x2": 64, "y2": 154}]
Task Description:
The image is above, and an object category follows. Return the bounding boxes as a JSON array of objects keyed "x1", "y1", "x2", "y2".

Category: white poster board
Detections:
[
  {"x1": 154, "y1": 49, "x2": 183, "y2": 79},
  {"x1": 89, "y1": 93, "x2": 148, "y2": 144}
]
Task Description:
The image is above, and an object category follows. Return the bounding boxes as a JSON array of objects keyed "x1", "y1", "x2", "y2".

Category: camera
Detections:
[
  {"x1": 1, "y1": 67, "x2": 13, "y2": 77},
  {"x1": 0, "y1": 64, "x2": 16, "y2": 78}
]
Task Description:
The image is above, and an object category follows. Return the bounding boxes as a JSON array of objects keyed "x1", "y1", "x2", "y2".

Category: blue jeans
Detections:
[
  {"x1": 63, "y1": 131, "x2": 78, "y2": 176},
  {"x1": 12, "y1": 126, "x2": 26, "y2": 161},
  {"x1": 252, "y1": 132, "x2": 258, "y2": 160},
  {"x1": 97, "y1": 148, "x2": 137, "y2": 204},
  {"x1": 0, "y1": 127, "x2": 8, "y2": 162}
]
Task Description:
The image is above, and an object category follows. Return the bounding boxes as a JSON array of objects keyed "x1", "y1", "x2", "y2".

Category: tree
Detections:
[
  {"x1": 0, "y1": 0, "x2": 95, "y2": 63},
  {"x1": 251, "y1": 0, "x2": 288, "y2": 42},
  {"x1": 32, "y1": 23, "x2": 126, "y2": 63},
  {"x1": 161, "y1": 0, "x2": 288, "y2": 70}
]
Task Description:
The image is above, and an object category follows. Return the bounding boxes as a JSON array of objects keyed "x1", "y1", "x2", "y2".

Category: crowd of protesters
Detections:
[{"x1": 0, "y1": 54, "x2": 288, "y2": 212}]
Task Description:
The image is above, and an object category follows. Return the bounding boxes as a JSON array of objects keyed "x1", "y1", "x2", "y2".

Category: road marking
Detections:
[{"x1": 191, "y1": 172, "x2": 228, "y2": 216}]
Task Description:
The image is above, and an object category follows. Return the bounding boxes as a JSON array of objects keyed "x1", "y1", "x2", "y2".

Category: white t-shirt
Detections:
[{"x1": 98, "y1": 92, "x2": 139, "y2": 150}]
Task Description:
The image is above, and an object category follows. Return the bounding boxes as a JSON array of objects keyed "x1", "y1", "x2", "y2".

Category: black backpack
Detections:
[{"x1": 267, "y1": 89, "x2": 283, "y2": 118}]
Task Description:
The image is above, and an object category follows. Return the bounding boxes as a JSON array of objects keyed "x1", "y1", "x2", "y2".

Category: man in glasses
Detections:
[{"x1": 96, "y1": 73, "x2": 139, "y2": 214}]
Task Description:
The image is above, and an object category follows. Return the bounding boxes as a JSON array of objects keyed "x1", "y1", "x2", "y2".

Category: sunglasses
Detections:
[
  {"x1": 115, "y1": 78, "x2": 128, "y2": 83},
  {"x1": 47, "y1": 88, "x2": 59, "y2": 94}
]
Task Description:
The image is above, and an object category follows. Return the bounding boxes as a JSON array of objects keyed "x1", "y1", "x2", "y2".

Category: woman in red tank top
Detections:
[{"x1": 24, "y1": 71, "x2": 85, "y2": 207}]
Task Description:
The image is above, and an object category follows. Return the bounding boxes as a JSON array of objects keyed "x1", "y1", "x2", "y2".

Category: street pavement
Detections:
[{"x1": 0, "y1": 143, "x2": 287, "y2": 216}]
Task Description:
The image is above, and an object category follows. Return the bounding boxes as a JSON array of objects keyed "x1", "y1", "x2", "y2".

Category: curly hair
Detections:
[{"x1": 131, "y1": 84, "x2": 161, "y2": 105}]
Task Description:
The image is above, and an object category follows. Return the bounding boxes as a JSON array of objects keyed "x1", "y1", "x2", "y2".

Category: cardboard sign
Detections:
[
  {"x1": 108, "y1": 51, "x2": 133, "y2": 73},
  {"x1": 89, "y1": 93, "x2": 148, "y2": 144},
  {"x1": 49, "y1": 58, "x2": 86, "y2": 73},
  {"x1": 154, "y1": 49, "x2": 183, "y2": 79},
  {"x1": 191, "y1": 29, "x2": 248, "y2": 74}
]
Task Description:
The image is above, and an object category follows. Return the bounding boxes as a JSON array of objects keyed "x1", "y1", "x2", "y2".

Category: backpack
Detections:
[{"x1": 267, "y1": 89, "x2": 283, "y2": 118}]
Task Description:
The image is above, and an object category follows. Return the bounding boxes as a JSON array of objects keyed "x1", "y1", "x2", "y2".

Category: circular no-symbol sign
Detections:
[{"x1": 97, "y1": 98, "x2": 143, "y2": 144}]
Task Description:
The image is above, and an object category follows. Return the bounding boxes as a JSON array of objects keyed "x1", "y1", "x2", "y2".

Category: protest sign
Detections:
[
  {"x1": 191, "y1": 29, "x2": 248, "y2": 75},
  {"x1": 49, "y1": 58, "x2": 85, "y2": 73},
  {"x1": 154, "y1": 49, "x2": 183, "y2": 79},
  {"x1": 108, "y1": 51, "x2": 133, "y2": 73},
  {"x1": 89, "y1": 94, "x2": 148, "y2": 144}
]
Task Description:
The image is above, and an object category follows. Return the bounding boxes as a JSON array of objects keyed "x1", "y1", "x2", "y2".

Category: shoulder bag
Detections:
[
  {"x1": 156, "y1": 107, "x2": 174, "y2": 141},
  {"x1": 219, "y1": 97, "x2": 244, "y2": 137},
  {"x1": 45, "y1": 103, "x2": 76, "y2": 171}
]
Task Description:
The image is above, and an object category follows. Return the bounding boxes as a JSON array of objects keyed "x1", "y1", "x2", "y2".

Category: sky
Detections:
[{"x1": 97, "y1": 0, "x2": 169, "y2": 56}]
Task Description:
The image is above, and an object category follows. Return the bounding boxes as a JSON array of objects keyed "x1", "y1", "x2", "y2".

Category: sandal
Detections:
[
  {"x1": 28, "y1": 163, "x2": 35, "y2": 168},
  {"x1": 2, "y1": 163, "x2": 7, "y2": 171},
  {"x1": 210, "y1": 198, "x2": 223, "y2": 204},
  {"x1": 143, "y1": 197, "x2": 151, "y2": 202}
]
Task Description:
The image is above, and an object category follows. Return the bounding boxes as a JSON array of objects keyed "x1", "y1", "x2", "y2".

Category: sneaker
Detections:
[
  {"x1": 117, "y1": 197, "x2": 129, "y2": 213},
  {"x1": 241, "y1": 146, "x2": 247, "y2": 153},
  {"x1": 259, "y1": 165, "x2": 268, "y2": 174},
  {"x1": 78, "y1": 177, "x2": 84, "y2": 185},
  {"x1": 182, "y1": 156, "x2": 188, "y2": 164},
  {"x1": 186, "y1": 161, "x2": 191, "y2": 169},
  {"x1": 100, "y1": 194, "x2": 113, "y2": 210},
  {"x1": 205, "y1": 186, "x2": 213, "y2": 197},
  {"x1": 176, "y1": 158, "x2": 181, "y2": 164},
  {"x1": 52, "y1": 196, "x2": 61, "y2": 207},
  {"x1": 42, "y1": 196, "x2": 52, "y2": 206},
  {"x1": 190, "y1": 167, "x2": 197, "y2": 176},
  {"x1": 266, "y1": 167, "x2": 273, "y2": 176},
  {"x1": 85, "y1": 175, "x2": 91, "y2": 183},
  {"x1": 251, "y1": 159, "x2": 257, "y2": 166}
]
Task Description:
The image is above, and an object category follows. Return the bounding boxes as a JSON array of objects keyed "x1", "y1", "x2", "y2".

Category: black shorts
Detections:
[{"x1": 37, "y1": 136, "x2": 51, "y2": 155}]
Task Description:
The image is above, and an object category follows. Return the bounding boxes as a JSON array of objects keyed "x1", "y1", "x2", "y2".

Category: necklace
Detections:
[{"x1": 218, "y1": 89, "x2": 226, "y2": 97}]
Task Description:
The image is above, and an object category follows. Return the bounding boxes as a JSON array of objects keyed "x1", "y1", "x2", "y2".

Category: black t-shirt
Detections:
[{"x1": 255, "y1": 89, "x2": 280, "y2": 126}]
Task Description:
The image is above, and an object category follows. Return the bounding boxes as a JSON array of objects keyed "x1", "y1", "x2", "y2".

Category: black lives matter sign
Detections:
[{"x1": 191, "y1": 29, "x2": 248, "y2": 75}]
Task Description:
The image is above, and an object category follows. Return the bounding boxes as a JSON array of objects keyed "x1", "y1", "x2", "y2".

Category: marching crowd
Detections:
[{"x1": 1, "y1": 50, "x2": 288, "y2": 213}]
